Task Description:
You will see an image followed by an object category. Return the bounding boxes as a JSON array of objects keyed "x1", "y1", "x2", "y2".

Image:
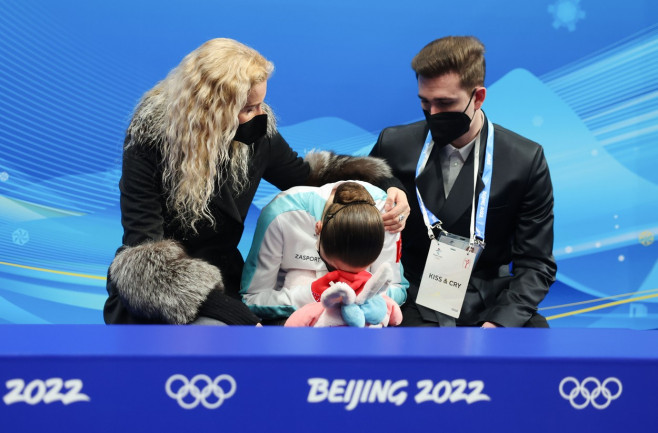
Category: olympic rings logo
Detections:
[
  {"x1": 165, "y1": 374, "x2": 236, "y2": 409},
  {"x1": 559, "y1": 376, "x2": 622, "y2": 410}
]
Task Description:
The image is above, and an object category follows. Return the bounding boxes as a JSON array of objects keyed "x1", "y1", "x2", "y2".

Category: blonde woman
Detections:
[{"x1": 105, "y1": 38, "x2": 409, "y2": 325}]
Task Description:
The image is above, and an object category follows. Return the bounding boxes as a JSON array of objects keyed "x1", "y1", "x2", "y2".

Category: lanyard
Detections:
[{"x1": 415, "y1": 118, "x2": 494, "y2": 245}]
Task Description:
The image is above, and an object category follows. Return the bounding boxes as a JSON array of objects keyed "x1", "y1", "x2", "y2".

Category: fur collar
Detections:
[{"x1": 304, "y1": 151, "x2": 393, "y2": 187}]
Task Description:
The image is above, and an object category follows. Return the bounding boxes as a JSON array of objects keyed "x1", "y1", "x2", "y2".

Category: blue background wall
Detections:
[{"x1": 0, "y1": 0, "x2": 656, "y2": 327}]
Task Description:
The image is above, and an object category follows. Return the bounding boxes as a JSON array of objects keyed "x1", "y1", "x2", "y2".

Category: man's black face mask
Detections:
[
  {"x1": 234, "y1": 114, "x2": 267, "y2": 145},
  {"x1": 424, "y1": 89, "x2": 476, "y2": 147}
]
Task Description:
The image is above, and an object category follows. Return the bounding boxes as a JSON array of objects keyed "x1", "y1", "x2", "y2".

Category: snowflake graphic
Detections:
[
  {"x1": 0, "y1": 171, "x2": 8, "y2": 182},
  {"x1": 639, "y1": 230, "x2": 654, "y2": 246},
  {"x1": 12, "y1": 228, "x2": 30, "y2": 246},
  {"x1": 548, "y1": 0, "x2": 586, "y2": 31}
]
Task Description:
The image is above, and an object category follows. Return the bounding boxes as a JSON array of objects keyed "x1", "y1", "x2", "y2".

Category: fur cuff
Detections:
[
  {"x1": 109, "y1": 240, "x2": 222, "y2": 324},
  {"x1": 304, "y1": 151, "x2": 393, "y2": 187}
]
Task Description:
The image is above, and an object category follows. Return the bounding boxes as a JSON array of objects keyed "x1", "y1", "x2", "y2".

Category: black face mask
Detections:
[
  {"x1": 233, "y1": 114, "x2": 268, "y2": 145},
  {"x1": 317, "y1": 248, "x2": 337, "y2": 273},
  {"x1": 424, "y1": 90, "x2": 476, "y2": 147}
]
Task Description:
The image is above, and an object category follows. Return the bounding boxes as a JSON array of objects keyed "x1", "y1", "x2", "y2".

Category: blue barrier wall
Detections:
[{"x1": 1, "y1": 326, "x2": 657, "y2": 432}]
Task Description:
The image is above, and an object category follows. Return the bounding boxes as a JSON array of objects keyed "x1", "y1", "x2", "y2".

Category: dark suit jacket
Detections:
[{"x1": 370, "y1": 113, "x2": 556, "y2": 327}]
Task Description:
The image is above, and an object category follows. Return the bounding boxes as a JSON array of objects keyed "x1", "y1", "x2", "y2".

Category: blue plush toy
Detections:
[{"x1": 341, "y1": 294, "x2": 388, "y2": 327}]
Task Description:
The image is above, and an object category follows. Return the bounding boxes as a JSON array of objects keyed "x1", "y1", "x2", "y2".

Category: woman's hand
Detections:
[{"x1": 382, "y1": 187, "x2": 410, "y2": 234}]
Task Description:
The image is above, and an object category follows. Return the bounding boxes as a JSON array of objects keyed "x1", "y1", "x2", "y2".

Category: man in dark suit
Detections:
[{"x1": 370, "y1": 36, "x2": 556, "y2": 327}]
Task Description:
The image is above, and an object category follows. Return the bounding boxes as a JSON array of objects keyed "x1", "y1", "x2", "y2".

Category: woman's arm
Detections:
[{"x1": 119, "y1": 143, "x2": 166, "y2": 246}]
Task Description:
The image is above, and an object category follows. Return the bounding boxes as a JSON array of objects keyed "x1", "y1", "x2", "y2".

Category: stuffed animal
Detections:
[{"x1": 285, "y1": 263, "x2": 403, "y2": 327}]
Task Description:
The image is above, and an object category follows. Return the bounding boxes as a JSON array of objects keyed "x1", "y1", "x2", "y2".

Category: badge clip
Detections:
[
  {"x1": 429, "y1": 221, "x2": 448, "y2": 241},
  {"x1": 469, "y1": 236, "x2": 486, "y2": 252}
]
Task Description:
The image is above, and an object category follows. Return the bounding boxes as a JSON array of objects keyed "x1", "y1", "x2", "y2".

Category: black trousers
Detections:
[{"x1": 399, "y1": 301, "x2": 549, "y2": 328}]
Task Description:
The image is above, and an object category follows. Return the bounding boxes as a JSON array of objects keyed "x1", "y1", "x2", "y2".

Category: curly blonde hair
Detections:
[{"x1": 126, "y1": 38, "x2": 274, "y2": 231}]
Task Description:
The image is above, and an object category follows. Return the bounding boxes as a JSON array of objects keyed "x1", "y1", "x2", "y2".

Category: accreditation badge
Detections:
[{"x1": 416, "y1": 233, "x2": 483, "y2": 318}]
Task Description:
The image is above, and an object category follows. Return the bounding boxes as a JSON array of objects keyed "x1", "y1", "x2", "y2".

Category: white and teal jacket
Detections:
[{"x1": 240, "y1": 181, "x2": 408, "y2": 321}]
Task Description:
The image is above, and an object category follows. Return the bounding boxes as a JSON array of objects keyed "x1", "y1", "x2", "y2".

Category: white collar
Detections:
[{"x1": 439, "y1": 136, "x2": 477, "y2": 161}]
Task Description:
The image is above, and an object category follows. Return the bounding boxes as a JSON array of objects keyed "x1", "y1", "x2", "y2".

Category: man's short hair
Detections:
[{"x1": 411, "y1": 36, "x2": 486, "y2": 90}]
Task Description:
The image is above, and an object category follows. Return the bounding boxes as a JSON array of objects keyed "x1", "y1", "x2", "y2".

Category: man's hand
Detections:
[
  {"x1": 382, "y1": 187, "x2": 410, "y2": 234},
  {"x1": 481, "y1": 321, "x2": 500, "y2": 328}
]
